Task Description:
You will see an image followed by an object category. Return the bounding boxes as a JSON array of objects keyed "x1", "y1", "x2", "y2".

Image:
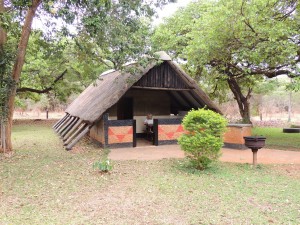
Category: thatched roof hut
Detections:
[{"x1": 54, "y1": 52, "x2": 222, "y2": 150}]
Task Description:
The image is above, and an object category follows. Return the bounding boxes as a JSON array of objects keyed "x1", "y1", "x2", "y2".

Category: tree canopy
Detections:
[
  {"x1": 153, "y1": 0, "x2": 300, "y2": 123},
  {"x1": 0, "y1": 0, "x2": 175, "y2": 152}
]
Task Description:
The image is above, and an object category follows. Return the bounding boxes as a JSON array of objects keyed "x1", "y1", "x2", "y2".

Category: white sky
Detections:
[{"x1": 153, "y1": 0, "x2": 193, "y2": 25}]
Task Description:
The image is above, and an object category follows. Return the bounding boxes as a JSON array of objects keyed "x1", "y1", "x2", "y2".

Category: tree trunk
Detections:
[
  {"x1": 227, "y1": 77, "x2": 252, "y2": 124},
  {"x1": 0, "y1": 0, "x2": 7, "y2": 152},
  {"x1": 0, "y1": 0, "x2": 6, "y2": 46},
  {"x1": 3, "y1": 0, "x2": 41, "y2": 152}
]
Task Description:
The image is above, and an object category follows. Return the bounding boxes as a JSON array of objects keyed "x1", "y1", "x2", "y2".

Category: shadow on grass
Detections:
[
  {"x1": 172, "y1": 158, "x2": 268, "y2": 176},
  {"x1": 172, "y1": 159, "x2": 222, "y2": 175}
]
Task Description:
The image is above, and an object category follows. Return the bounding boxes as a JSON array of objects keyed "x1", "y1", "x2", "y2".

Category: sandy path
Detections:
[{"x1": 109, "y1": 145, "x2": 300, "y2": 164}]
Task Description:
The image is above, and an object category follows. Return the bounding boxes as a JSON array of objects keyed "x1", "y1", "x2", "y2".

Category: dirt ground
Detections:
[
  {"x1": 4, "y1": 118, "x2": 299, "y2": 224},
  {"x1": 109, "y1": 145, "x2": 300, "y2": 179},
  {"x1": 109, "y1": 144, "x2": 300, "y2": 164}
]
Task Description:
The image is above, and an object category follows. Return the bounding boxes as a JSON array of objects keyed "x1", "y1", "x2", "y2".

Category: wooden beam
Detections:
[
  {"x1": 58, "y1": 116, "x2": 76, "y2": 135},
  {"x1": 181, "y1": 91, "x2": 202, "y2": 108},
  {"x1": 169, "y1": 91, "x2": 189, "y2": 108},
  {"x1": 167, "y1": 61, "x2": 196, "y2": 86},
  {"x1": 66, "y1": 126, "x2": 90, "y2": 150},
  {"x1": 54, "y1": 115, "x2": 70, "y2": 132},
  {"x1": 189, "y1": 90, "x2": 206, "y2": 108},
  {"x1": 64, "y1": 123, "x2": 86, "y2": 146},
  {"x1": 177, "y1": 91, "x2": 195, "y2": 109},
  {"x1": 54, "y1": 114, "x2": 69, "y2": 130},
  {"x1": 167, "y1": 91, "x2": 181, "y2": 113},
  {"x1": 63, "y1": 119, "x2": 83, "y2": 142},
  {"x1": 61, "y1": 117, "x2": 79, "y2": 138},
  {"x1": 56, "y1": 115, "x2": 72, "y2": 133},
  {"x1": 131, "y1": 86, "x2": 193, "y2": 91},
  {"x1": 53, "y1": 114, "x2": 68, "y2": 129}
]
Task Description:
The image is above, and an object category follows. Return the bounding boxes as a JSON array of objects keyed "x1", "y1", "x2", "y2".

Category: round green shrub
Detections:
[{"x1": 178, "y1": 108, "x2": 228, "y2": 170}]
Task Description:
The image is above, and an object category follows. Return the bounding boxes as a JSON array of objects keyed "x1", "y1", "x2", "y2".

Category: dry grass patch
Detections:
[{"x1": 0, "y1": 121, "x2": 299, "y2": 224}]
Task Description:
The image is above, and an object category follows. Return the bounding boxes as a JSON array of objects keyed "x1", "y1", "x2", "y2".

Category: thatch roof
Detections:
[
  {"x1": 65, "y1": 62, "x2": 156, "y2": 123},
  {"x1": 54, "y1": 52, "x2": 222, "y2": 150}
]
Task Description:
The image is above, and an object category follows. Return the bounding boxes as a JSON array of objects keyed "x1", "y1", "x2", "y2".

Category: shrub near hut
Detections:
[{"x1": 178, "y1": 109, "x2": 228, "y2": 170}]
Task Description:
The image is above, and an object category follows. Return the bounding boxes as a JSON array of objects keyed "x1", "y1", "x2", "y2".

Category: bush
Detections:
[{"x1": 178, "y1": 108, "x2": 228, "y2": 170}]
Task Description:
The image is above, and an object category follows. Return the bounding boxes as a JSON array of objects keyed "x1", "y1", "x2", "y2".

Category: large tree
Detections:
[
  {"x1": 17, "y1": 31, "x2": 110, "y2": 103},
  {"x1": 153, "y1": 0, "x2": 300, "y2": 123},
  {"x1": 0, "y1": 0, "x2": 174, "y2": 153}
]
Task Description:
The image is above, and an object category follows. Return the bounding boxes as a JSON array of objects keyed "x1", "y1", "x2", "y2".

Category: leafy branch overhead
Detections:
[
  {"x1": 153, "y1": 0, "x2": 300, "y2": 123},
  {"x1": 0, "y1": 0, "x2": 175, "y2": 152},
  {"x1": 2, "y1": 0, "x2": 176, "y2": 98}
]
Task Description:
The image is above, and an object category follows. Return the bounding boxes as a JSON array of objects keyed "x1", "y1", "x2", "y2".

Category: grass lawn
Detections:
[
  {"x1": 253, "y1": 127, "x2": 300, "y2": 151},
  {"x1": 0, "y1": 121, "x2": 300, "y2": 224}
]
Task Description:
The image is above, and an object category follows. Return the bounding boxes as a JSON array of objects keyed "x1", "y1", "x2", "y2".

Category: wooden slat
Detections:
[
  {"x1": 56, "y1": 115, "x2": 72, "y2": 133},
  {"x1": 61, "y1": 117, "x2": 79, "y2": 138},
  {"x1": 63, "y1": 119, "x2": 83, "y2": 142},
  {"x1": 169, "y1": 91, "x2": 190, "y2": 108},
  {"x1": 131, "y1": 86, "x2": 192, "y2": 91},
  {"x1": 64, "y1": 123, "x2": 87, "y2": 146},
  {"x1": 134, "y1": 62, "x2": 190, "y2": 89},
  {"x1": 58, "y1": 116, "x2": 76, "y2": 135},
  {"x1": 177, "y1": 91, "x2": 196, "y2": 108},
  {"x1": 53, "y1": 114, "x2": 67, "y2": 129},
  {"x1": 66, "y1": 126, "x2": 90, "y2": 150},
  {"x1": 182, "y1": 90, "x2": 201, "y2": 108},
  {"x1": 55, "y1": 114, "x2": 70, "y2": 132},
  {"x1": 53, "y1": 114, "x2": 68, "y2": 129},
  {"x1": 167, "y1": 61, "x2": 196, "y2": 85}
]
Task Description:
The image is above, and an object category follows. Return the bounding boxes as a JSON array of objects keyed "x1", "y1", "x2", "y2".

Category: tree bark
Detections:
[
  {"x1": 0, "y1": 0, "x2": 7, "y2": 152},
  {"x1": 227, "y1": 77, "x2": 252, "y2": 124},
  {"x1": 0, "y1": 0, "x2": 6, "y2": 46},
  {"x1": 17, "y1": 69, "x2": 68, "y2": 93},
  {"x1": 4, "y1": 0, "x2": 42, "y2": 152}
]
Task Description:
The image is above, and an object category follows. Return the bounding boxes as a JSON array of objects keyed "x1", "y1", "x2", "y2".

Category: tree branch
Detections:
[
  {"x1": 17, "y1": 69, "x2": 67, "y2": 94},
  {"x1": 241, "y1": 0, "x2": 257, "y2": 35},
  {"x1": 226, "y1": 61, "x2": 293, "y2": 78},
  {"x1": 274, "y1": 1, "x2": 297, "y2": 21},
  {"x1": 210, "y1": 84, "x2": 218, "y2": 95},
  {"x1": 249, "y1": 69, "x2": 291, "y2": 78},
  {"x1": 74, "y1": 39, "x2": 112, "y2": 68},
  {"x1": 246, "y1": 87, "x2": 252, "y2": 99}
]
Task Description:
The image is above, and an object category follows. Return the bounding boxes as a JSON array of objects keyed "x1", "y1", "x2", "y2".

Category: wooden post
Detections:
[
  {"x1": 133, "y1": 120, "x2": 136, "y2": 147},
  {"x1": 252, "y1": 149, "x2": 258, "y2": 166},
  {"x1": 153, "y1": 119, "x2": 158, "y2": 146}
]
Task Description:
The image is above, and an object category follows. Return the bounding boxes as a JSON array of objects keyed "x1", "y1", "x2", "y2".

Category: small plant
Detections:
[
  {"x1": 93, "y1": 159, "x2": 113, "y2": 173},
  {"x1": 178, "y1": 108, "x2": 228, "y2": 170}
]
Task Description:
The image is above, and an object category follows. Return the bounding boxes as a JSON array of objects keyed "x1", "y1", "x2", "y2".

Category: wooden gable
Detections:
[{"x1": 132, "y1": 61, "x2": 192, "y2": 90}]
